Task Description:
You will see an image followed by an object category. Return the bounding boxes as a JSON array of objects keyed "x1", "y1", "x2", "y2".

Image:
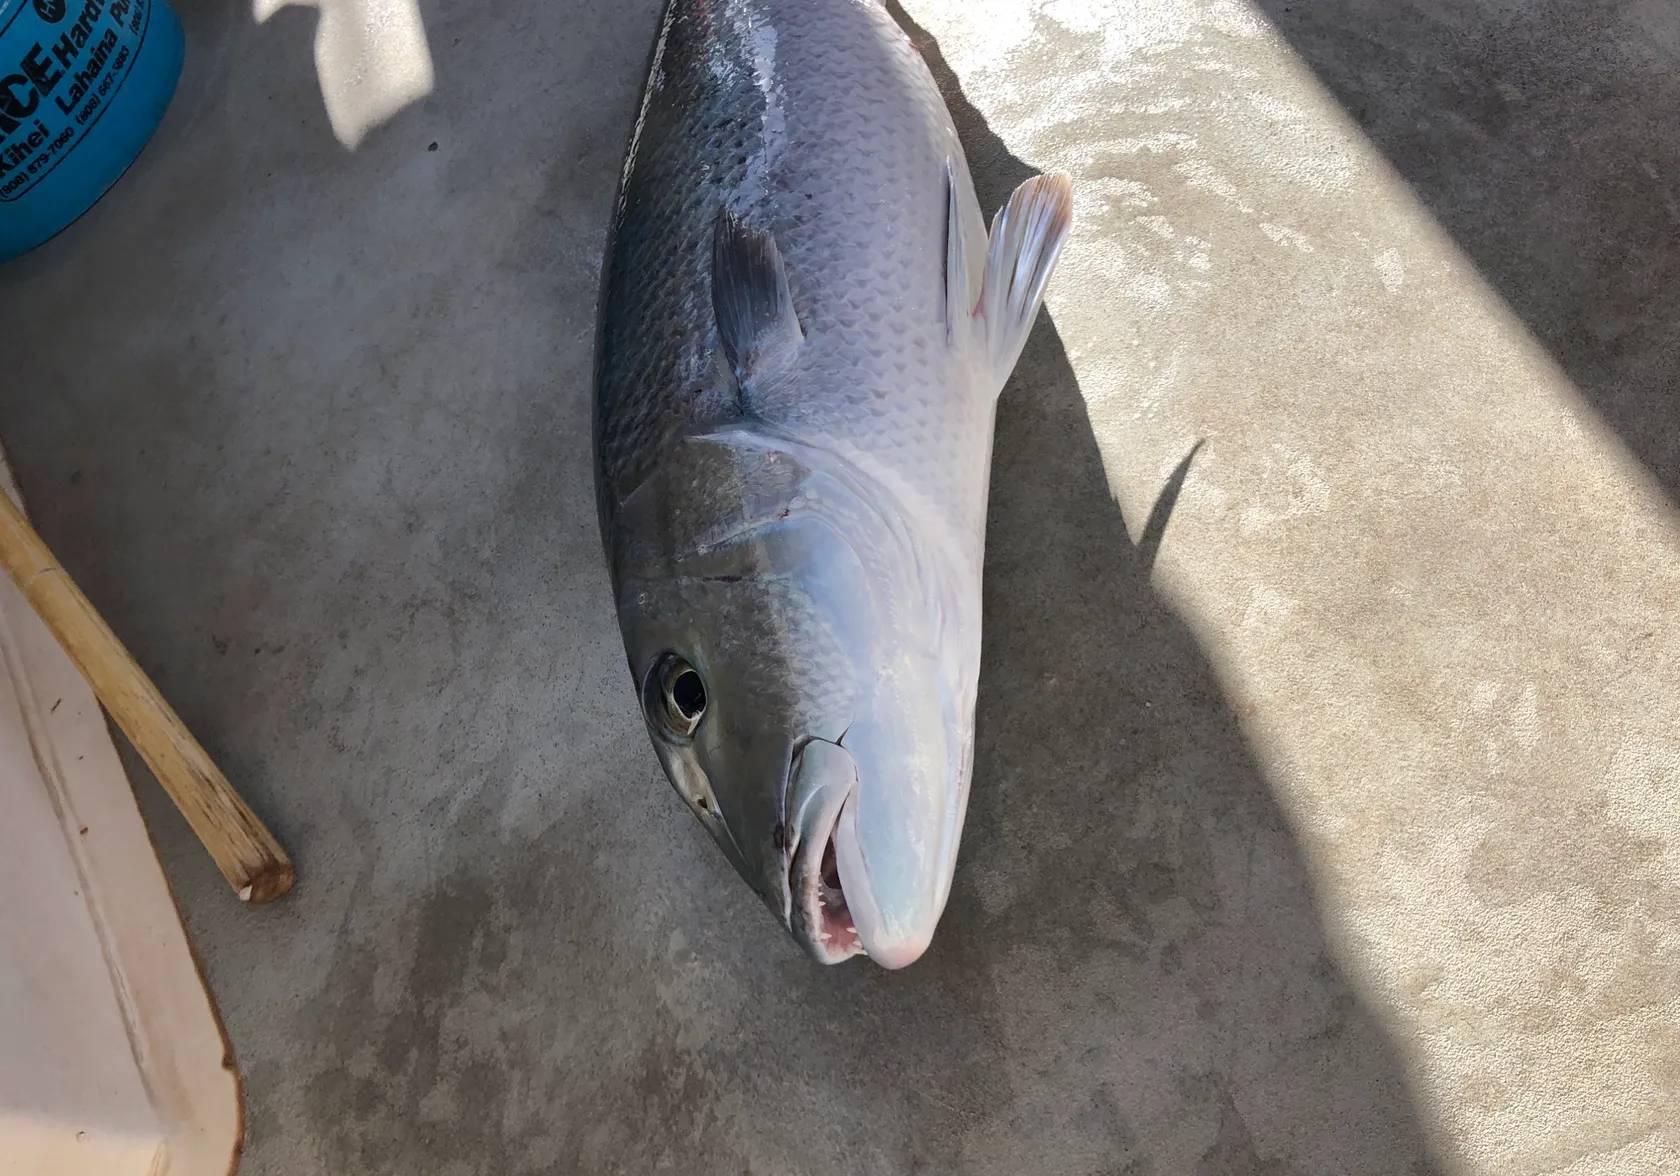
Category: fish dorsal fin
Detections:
[
  {"x1": 977, "y1": 173, "x2": 1074, "y2": 385},
  {"x1": 712, "y1": 209, "x2": 805, "y2": 390}
]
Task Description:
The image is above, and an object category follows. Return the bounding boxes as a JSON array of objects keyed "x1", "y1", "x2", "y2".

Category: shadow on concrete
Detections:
[{"x1": 1250, "y1": 0, "x2": 1680, "y2": 502}]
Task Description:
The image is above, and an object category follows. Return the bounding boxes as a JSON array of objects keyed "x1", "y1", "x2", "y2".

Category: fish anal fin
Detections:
[
  {"x1": 979, "y1": 173, "x2": 1074, "y2": 383},
  {"x1": 944, "y1": 160, "x2": 969, "y2": 341},
  {"x1": 712, "y1": 209, "x2": 805, "y2": 389},
  {"x1": 944, "y1": 157, "x2": 988, "y2": 344}
]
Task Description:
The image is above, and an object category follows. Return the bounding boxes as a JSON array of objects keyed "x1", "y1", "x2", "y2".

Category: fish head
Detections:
[{"x1": 610, "y1": 429, "x2": 974, "y2": 969}]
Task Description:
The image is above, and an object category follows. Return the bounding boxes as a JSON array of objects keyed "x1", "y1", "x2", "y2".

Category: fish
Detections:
[{"x1": 594, "y1": 0, "x2": 1072, "y2": 969}]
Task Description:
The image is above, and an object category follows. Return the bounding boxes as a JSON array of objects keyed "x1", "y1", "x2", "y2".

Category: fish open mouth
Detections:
[
  {"x1": 813, "y1": 831, "x2": 861, "y2": 958},
  {"x1": 789, "y1": 775, "x2": 865, "y2": 965}
]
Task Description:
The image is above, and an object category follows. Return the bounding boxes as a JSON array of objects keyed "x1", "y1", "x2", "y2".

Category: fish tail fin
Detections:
[{"x1": 978, "y1": 173, "x2": 1074, "y2": 384}]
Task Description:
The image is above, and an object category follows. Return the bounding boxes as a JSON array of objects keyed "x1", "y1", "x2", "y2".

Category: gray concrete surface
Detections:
[{"x1": 1, "y1": 0, "x2": 1677, "y2": 1172}]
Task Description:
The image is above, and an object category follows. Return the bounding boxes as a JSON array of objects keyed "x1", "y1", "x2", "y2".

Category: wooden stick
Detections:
[{"x1": 0, "y1": 490, "x2": 294, "y2": 904}]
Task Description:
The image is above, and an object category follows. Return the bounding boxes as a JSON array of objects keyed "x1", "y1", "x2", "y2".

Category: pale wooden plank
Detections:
[{"x1": 0, "y1": 445, "x2": 241, "y2": 1176}]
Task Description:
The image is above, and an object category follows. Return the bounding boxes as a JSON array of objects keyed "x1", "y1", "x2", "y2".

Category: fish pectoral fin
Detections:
[
  {"x1": 712, "y1": 209, "x2": 805, "y2": 389},
  {"x1": 978, "y1": 172, "x2": 1074, "y2": 385}
]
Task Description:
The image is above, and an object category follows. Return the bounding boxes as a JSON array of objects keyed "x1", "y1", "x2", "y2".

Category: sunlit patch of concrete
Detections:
[{"x1": 253, "y1": 0, "x2": 435, "y2": 149}]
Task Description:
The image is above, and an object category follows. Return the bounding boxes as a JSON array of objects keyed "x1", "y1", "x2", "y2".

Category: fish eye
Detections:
[{"x1": 653, "y1": 655, "x2": 707, "y2": 737}]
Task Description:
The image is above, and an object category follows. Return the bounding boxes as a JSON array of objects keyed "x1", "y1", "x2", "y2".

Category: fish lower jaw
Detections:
[{"x1": 787, "y1": 778, "x2": 866, "y2": 965}]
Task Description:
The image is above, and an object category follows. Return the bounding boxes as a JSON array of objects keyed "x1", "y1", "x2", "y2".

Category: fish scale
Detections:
[{"x1": 597, "y1": 0, "x2": 991, "y2": 554}]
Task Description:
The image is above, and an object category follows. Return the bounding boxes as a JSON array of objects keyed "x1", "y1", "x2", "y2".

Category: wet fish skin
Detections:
[{"x1": 595, "y1": 0, "x2": 1072, "y2": 968}]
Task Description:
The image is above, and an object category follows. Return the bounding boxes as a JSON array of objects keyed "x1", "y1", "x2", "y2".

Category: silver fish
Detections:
[{"x1": 595, "y1": 0, "x2": 1072, "y2": 968}]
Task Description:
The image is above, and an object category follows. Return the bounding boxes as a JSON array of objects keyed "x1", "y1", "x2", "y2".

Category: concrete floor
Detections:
[{"x1": 1, "y1": 0, "x2": 1677, "y2": 1172}]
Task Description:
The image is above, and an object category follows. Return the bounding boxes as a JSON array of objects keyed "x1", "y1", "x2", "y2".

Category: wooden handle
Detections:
[{"x1": 0, "y1": 491, "x2": 294, "y2": 904}]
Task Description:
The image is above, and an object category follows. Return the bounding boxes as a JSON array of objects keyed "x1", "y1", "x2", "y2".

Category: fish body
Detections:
[{"x1": 595, "y1": 0, "x2": 1072, "y2": 968}]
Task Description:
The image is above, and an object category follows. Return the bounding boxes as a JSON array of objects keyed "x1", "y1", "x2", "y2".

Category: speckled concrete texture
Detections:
[{"x1": 0, "y1": 0, "x2": 1675, "y2": 1173}]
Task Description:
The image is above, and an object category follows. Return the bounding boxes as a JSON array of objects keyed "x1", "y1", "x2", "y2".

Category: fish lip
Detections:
[{"x1": 785, "y1": 743, "x2": 864, "y2": 965}]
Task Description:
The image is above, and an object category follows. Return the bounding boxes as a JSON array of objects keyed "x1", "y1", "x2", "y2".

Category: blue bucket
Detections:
[{"x1": 0, "y1": 0, "x2": 183, "y2": 260}]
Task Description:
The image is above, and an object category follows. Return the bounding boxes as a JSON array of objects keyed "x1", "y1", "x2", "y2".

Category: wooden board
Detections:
[{"x1": 0, "y1": 449, "x2": 241, "y2": 1176}]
